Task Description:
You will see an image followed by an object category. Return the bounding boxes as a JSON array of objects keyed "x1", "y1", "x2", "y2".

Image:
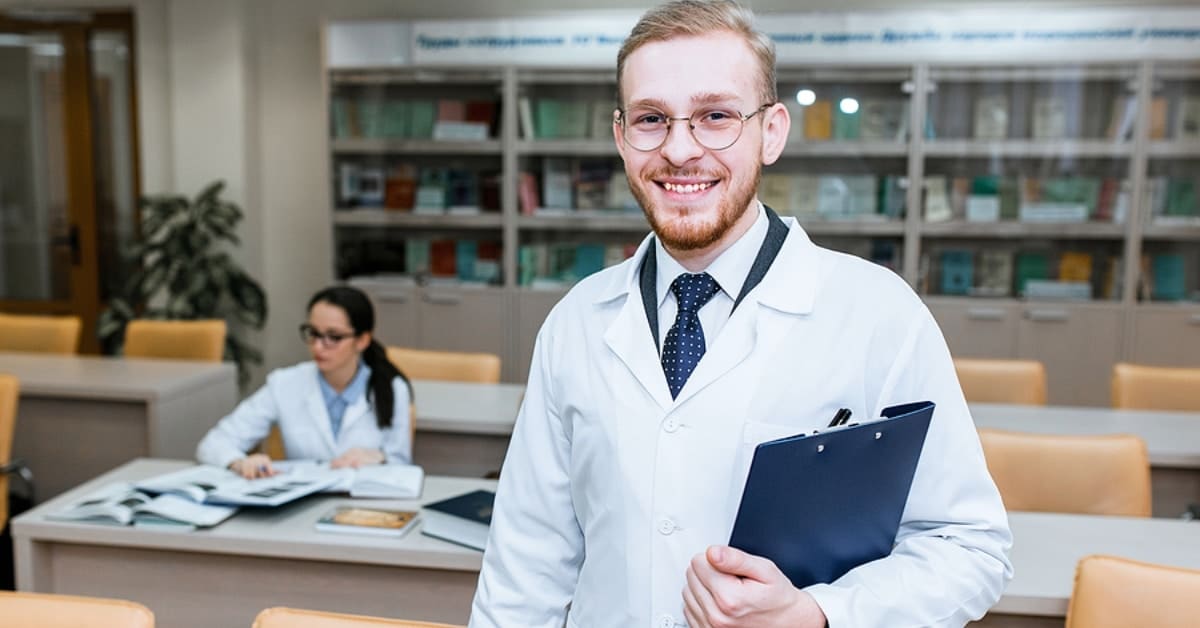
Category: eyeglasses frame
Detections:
[{"x1": 616, "y1": 103, "x2": 775, "y2": 152}]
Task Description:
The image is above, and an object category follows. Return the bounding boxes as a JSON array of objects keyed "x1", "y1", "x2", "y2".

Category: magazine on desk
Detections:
[
  {"x1": 47, "y1": 482, "x2": 237, "y2": 530},
  {"x1": 272, "y1": 460, "x2": 425, "y2": 499},
  {"x1": 134, "y1": 464, "x2": 339, "y2": 507}
]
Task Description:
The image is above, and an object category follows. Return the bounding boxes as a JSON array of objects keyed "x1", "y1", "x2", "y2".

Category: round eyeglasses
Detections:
[
  {"x1": 299, "y1": 323, "x2": 356, "y2": 348},
  {"x1": 617, "y1": 103, "x2": 773, "y2": 152}
]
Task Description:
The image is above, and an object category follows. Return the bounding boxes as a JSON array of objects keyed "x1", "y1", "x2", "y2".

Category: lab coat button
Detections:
[
  {"x1": 657, "y1": 614, "x2": 675, "y2": 628},
  {"x1": 663, "y1": 417, "x2": 680, "y2": 433},
  {"x1": 657, "y1": 518, "x2": 676, "y2": 535}
]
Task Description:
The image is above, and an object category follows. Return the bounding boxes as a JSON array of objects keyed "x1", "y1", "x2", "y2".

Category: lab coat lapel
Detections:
[
  {"x1": 304, "y1": 385, "x2": 338, "y2": 451},
  {"x1": 602, "y1": 243, "x2": 673, "y2": 412},
  {"x1": 340, "y1": 395, "x2": 371, "y2": 435}
]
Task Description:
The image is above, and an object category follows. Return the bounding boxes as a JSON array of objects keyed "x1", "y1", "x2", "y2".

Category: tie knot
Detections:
[{"x1": 670, "y1": 272, "x2": 720, "y2": 314}]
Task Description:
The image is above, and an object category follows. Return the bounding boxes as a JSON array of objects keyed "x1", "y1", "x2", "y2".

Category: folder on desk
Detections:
[{"x1": 729, "y1": 401, "x2": 934, "y2": 589}]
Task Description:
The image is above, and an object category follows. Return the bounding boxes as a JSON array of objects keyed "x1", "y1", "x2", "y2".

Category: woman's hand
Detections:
[
  {"x1": 331, "y1": 447, "x2": 386, "y2": 469},
  {"x1": 229, "y1": 453, "x2": 276, "y2": 479}
]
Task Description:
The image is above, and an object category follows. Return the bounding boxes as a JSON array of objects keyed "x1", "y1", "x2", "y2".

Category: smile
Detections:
[{"x1": 660, "y1": 181, "x2": 716, "y2": 194}]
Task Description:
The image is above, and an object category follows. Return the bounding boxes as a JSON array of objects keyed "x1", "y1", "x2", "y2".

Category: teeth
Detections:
[{"x1": 663, "y1": 181, "x2": 713, "y2": 193}]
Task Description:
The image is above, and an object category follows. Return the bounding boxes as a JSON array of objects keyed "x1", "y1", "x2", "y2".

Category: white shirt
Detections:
[{"x1": 655, "y1": 203, "x2": 768, "y2": 354}]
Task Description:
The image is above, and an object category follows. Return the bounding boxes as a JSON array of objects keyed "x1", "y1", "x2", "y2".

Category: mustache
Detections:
[{"x1": 643, "y1": 168, "x2": 724, "y2": 181}]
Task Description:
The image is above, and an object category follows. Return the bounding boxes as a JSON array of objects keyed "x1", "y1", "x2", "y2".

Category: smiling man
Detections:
[{"x1": 469, "y1": 2, "x2": 1012, "y2": 627}]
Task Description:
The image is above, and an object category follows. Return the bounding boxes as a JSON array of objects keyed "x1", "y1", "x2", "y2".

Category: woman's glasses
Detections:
[{"x1": 299, "y1": 324, "x2": 357, "y2": 348}]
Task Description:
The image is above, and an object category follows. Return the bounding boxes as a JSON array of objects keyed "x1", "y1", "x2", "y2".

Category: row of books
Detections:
[
  {"x1": 784, "y1": 98, "x2": 909, "y2": 143},
  {"x1": 337, "y1": 163, "x2": 501, "y2": 212},
  {"x1": 521, "y1": 158, "x2": 639, "y2": 214},
  {"x1": 760, "y1": 174, "x2": 904, "y2": 220},
  {"x1": 924, "y1": 176, "x2": 1129, "y2": 224},
  {"x1": 518, "y1": 242, "x2": 639, "y2": 288},
  {"x1": 331, "y1": 97, "x2": 498, "y2": 140},
  {"x1": 405, "y1": 238, "x2": 502, "y2": 284},
  {"x1": 518, "y1": 96, "x2": 614, "y2": 141},
  {"x1": 934, "y1": 250, "x2": 1118, "y2": 299},
  {"x1": 1147, "y1": 177, "x2": 1199, "y2": 220},
  {"x1": 935, "y1": 94, "x2": 1200, "y2": 141}
]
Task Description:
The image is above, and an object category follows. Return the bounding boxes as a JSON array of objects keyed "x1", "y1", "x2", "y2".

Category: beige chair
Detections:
[
  {"x1": 978, "y1": 428, "x2": 1151, "y2": 517},
  {"x1": 1066, "y1": 554, "x2": 1200, "y2": 628},
  {"x1": 0, "y1": 313, "x2": 81, "y2": 354},
  {"x1": 0, "y1": 374, "x2": 18, "y2": 530},
  {"x1": 123, "y1": 319, "x2": 226, "y2": 362},
  {"x1": 0, "y1": 590, "x2": 154, "y2": 627},
  {"x1": 253, "y1": 607, "x2": 462, "y2": 628},
  {"x1": 954, "y1": 358, "x2": 1047, "y2": 405},
  {"x1": 1111, "y1": 362, "x2": 1200, "y2": 412},
  {"x1": 385, "y1": 346, "x2": 501, "y2": 384}
]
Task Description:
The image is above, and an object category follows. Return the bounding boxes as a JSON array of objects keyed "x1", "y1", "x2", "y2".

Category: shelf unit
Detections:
[{"x1": 324, "y1": 59, "x2": 1200, "y2": 398}]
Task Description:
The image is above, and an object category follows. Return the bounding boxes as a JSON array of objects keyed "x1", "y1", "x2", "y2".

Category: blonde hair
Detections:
[{"x1": 617, "y1": 0, "x2": 778, "y2": 106}]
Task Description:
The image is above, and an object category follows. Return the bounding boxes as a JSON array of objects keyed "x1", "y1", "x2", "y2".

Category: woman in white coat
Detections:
[{"x1": 196, "y1": 286, "x2": 413, "y2": 478}]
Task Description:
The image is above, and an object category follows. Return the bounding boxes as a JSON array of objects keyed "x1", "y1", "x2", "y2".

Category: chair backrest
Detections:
[
  {"x1": 253, "y1": 607, "x2": 463, "y2": 628},
  {"x1": 0, "y1": 374, "x2": 18, "y2": 529},
  {"x1": 123, "y1": 319, "x2": 226, "y2": 362},
  {"x1": 0, "y1": 590, "x2": 154, "y2": 628},
  {"x1": 1111, "y1": 362, "x2": 1200, "y2": 411},
  {"x1": 386, "y1": 346, "x2": 501, "y2": 384},
  {"x1": 1066, "y1": 554, "x2": 1200, "y2": 628},
  {"x1": 954, "y1": 358, "x2": 1047, "y2": 405},
  {"x1": 978, "y1": 428, "x2": 1151, "y2": 517},
  {"x1": 0, "y1": 313, "x2": 81, "y2": 354}
]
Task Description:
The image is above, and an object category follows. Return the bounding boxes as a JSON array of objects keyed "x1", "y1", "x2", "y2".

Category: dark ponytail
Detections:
[{"x1": 308, "y1": 286, "x2": 410, "y2": 428}]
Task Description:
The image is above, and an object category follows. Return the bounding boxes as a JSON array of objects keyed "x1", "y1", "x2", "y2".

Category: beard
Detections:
[{"x1": 629, "y1": 164, "x2": 761, "y2": 252}]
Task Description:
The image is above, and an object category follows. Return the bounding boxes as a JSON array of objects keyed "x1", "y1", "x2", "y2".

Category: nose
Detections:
[{"x1": 658, "y1": 118, "x2": 705, "y2": 166}]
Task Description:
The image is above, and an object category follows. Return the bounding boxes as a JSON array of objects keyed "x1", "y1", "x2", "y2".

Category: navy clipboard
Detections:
[{"x1": 728, "y1": 401, "x2": 935, "y2": 589}]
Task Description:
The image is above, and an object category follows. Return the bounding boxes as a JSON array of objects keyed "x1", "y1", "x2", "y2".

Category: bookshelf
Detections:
[{"x1": 325, "y1": 56, "x2": 1200, "y2": 399}]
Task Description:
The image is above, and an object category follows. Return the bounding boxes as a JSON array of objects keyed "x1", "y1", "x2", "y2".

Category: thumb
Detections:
[{"x1": 707, "y1": 545, "x2": 772, "y2": 582}]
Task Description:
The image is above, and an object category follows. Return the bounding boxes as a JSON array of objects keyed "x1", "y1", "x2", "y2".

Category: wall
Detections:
[{"x1": 4, "y1": 0, "x2": 1195, "y2": 389}]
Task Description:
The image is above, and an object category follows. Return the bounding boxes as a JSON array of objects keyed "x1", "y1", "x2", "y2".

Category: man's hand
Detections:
[
  {"x1": 330, "y1": 447, "x2": 386, "y2": 469},
  {"x1": 682, "y1": 545, "x2": 827, "y2": 628},
  {"x1": 229, "y1": 453, "x2": 276, "y2": 479}
]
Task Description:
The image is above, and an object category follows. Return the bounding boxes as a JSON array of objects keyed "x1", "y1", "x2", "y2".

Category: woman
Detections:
[{"x1": 196, "y1": 285, "x2": 412, "y2": 478}]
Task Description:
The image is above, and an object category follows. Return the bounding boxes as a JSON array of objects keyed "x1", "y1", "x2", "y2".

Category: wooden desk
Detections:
[
  {"x1": 13, "y1": 459, "x2": 491, "y2": 628},
  {"x1": 973, "y1": 512, "x2": 1200, "y2": 628},
  {"x1": 411, "y1": 379, "x2": 522, "y2": 477},
  {"x1": 972, "y1": 403, "x2": 1200, "y2": 518},
  {"x1": 1, "y1": 353, "x2": 237, "y2": 500},
  {"x1": 16, "y1": 460, "x2": 1200, "y2": 628}
]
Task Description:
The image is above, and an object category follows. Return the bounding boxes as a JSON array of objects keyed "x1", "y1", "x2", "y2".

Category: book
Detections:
[
  {"x1": 1106, "y1": 95, "x2": 1137, "y2": 141},
  {"x1": 49, "y1": 481, "x2": 237, "y2": 529},
  {"x1": 940, "y1": 250, "x2": 974, "y2": 295},
  {"x1": 759, "y1": 174, "x2": 793, "y2": 213},
  {"x1": 272, "y1": 461, "x2": 426, "y2": 499},
  {"x1": 1059, "y1": 252, "x2": 1094, "y2": 283},
  {"x1": 858, "y1": 99, "x2": 907, "y2": 141},
  {"x1": 975, "y1": 250, "x2": 1013, "y2": 297},
  {"x1": 833, "y1": 104, "x2": 860, "y2": 140},
  {"x1": 589, "y1": 100, "x2": 616, "y2": 139},
  {"x1": 803, "y1": 100, "x2": 833, "y2": 141},
  {"x1": 517, "y1": 96, "x2": 535, "y2": 140},
  {"x1": 1177, "y1": 96, "x2": 1200, "y2": 140},
  {"x1": 729, "y1": 402, "x2": 934, "y2": 589},
  {"x1": 1152, "y1": 253, "x2": 1186, "y2": 301},
  {"x1": 421, "y1": 489, "x2": 495, "y2": 551},
  {"x1": 1032, "y1": 96, "x2": 1069, "y2": 139},
  {"x1": 1015, "y1": 252, "x2": 1051, "y2": 297},
  {"x1": 135, "y1": 465, "x2": 337, "y2": 507},
  {"x1": 1150, "y1": 97, "x2": 1168, "y2": 140},
  {"x1": 924, "y1": 176, "x2": 953, "y2": 222},
  {"x1": 315, "y1": 506, "x2": 419, "y2": 538},
  {"x1": 541, "y1": 157, "x2": 574, "y2": 210},
  {"x1": 783, "y1": 98, "x2": 806, "y2": 145},
  {"x1": 973, "y1": 94, "x2": 1008, "y2": 140},
  {"x1": 574, "y1": 159, "x2": 613, "y2": 210}
]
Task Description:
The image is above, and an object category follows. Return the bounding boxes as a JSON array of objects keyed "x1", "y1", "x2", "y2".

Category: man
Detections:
[{"x1": 471, "y1": 1, "x2": 1012, "y2": 626}]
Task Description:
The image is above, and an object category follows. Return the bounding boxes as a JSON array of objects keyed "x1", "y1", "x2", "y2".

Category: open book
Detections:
[
  {"x1": 134, "y1": 465, "x2": 339, "y2": 507},
  {"x1": 47, "y1": 482, "x2": 237, "y2": 530},
  {"x1": 273, "y1": 461, "x2": 425, "y2": 499}
]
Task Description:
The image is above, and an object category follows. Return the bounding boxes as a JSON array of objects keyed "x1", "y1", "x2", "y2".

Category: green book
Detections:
[
  {"x1": 380, "y1": 101, "x2": 410, "y2": 138},
  {"x1": 1152, "y1": 254, "x2": 1186, "y2": 301},
  {"x1": 535, "y1": 99, "x2": 562, "y2": 139},
  {"x1": 407, "y1": 100, "x2": 436, "y2": 139},
  {"x1": 833, "y1": 107, "x2": 860, "y2": 140},
  {"x1": 1015, "y1": 253, "x2": 1050, "y2": 296},
  {"x1": 557, "y1": 101, "x2": 591, "y2": 139},
  {"x1": 1165, "y1": 179, "x2": 1198, "y2": 217}
]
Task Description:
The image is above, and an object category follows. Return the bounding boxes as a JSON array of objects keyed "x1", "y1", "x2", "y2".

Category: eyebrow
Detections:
[{"x1": 626, "y1": 92, "x2": 745, "y2": 111}]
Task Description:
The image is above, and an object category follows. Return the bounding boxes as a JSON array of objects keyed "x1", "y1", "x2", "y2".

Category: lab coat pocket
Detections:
[{"x1": 741, "y1": 420, "x2": 805, "y2": 446}]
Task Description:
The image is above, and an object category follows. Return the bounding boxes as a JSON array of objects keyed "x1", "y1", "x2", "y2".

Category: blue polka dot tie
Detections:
[{"x1": 662, "y1": 272, "x2": 721, "y2": 399}]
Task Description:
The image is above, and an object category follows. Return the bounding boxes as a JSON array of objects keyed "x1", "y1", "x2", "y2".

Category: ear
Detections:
[
  {"x1": 612, "y1": 108, "x2": 629, "y2": 161},
  {"x1": 760, "y1": 102, "x2": 790, "y2": 166},
  {"x1": 355, "y1": 331, "x2": 372, "y2": 353}
]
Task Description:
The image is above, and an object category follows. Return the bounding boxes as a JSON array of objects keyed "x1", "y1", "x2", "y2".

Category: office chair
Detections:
[
  {"x1": 954, "y1": 358, "x2": 1047, "y2": 405},
  {"x1": 0, "y1": 313, "x2": 82, "y2": 354},
  {"x1": 0, "y1": 590, "x2": 154, "y2": 627},
  {"x1": 978, "y1": 428, "x2": 1151, "y2": 517},
  {"x1": 0, "y1": 374, "x2": 34, "y2": 532},
  {"x1": 123, "y1": 319, "x2": 227, "y2": 362},
  {"x1": 1111, "y1": 362, "x2": 1200, "y2": 412},
  {"x1": 385, "y1": 347, "x2": 501, "y2": 384},
  {"x1": 253, "y1": 607, "x2": 463, "y2": 628},
  {"x1": 1066, "y1": 554, "x2": 1200, "y2": 628}
]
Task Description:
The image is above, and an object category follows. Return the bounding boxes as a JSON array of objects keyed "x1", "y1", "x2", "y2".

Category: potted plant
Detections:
[{"x1": 99, "y1": 181, "x2": 267, "y2": 386}]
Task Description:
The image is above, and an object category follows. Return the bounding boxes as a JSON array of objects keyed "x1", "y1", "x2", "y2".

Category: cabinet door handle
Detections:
[
  {"x1": 376, "y1": 293, "x2": 409, "y2": 303},
  {"x1": 423, "y1": 293, "x2": 463, "y2": 305},
  {"x1": 1025, "y1": 308, "x2": 1069, "y2": 322},
  {"x1": 966, "y1": 307, "x2": 1006, "y2": 321},
  {"x1": 1189, "y1": 314, "x2": 1200, "y2": 326}
]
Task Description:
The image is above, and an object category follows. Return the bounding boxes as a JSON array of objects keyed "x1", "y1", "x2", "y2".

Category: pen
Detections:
[
  {"x1": 827, "y1": 408, "x2": 851, "y2": 428},
  {"x1": 837, "y1": 408, "x2": 853, "y2": 426}
]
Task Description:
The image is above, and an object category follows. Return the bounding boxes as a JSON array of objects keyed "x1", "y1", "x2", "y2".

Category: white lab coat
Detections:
[
  {"x1": 471, "y1": 219, "x2": 1012, "y2": 628},
  {"x1": 195, "y1": 361, "x2": 412, "y2": 469}
]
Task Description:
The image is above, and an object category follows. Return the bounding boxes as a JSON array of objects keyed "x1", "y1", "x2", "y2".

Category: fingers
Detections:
[
  {"x1": 682, "y1": 582, "x2": 709, "y2": 628},
  {"x1": 707, "y1": 545, "x2": 774, "y2": 583}
]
